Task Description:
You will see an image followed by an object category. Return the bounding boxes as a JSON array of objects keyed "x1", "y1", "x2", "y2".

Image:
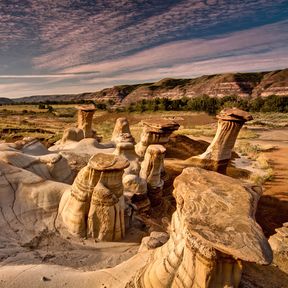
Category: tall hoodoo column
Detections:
[
  {"x1": 77, "y1": 105, "x2": 96, "y2": 138},
  {"x1": 111, "y1": 117, "x2": 135, "y2": 145},
  {"x1": 140, "y1": 144, "x2": 166, "y2": 206},
  {"x1": 190, "y1": 108, "x2": 253, "y2": 173},
  {"x1": 135, "y1": 119, "x2": 179, "y2": 158},
  {"x1": 133, "y1": 167, "x2": 272, "y2": 288},
  {"x1": 87, "y1": 153, "x2": 129, "y2": 241},
  {"x1": 60, "y1": 160, "x2": 101, "y2": 237}
]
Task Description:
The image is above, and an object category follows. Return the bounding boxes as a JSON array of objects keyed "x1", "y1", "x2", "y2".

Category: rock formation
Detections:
[
  {"x1": 60, "y1": 153, "x2": 129, "y2": 240},
  {"x1": 0, "y1": 161, "x2": 70, "y2": 241},
  {"x1": 188, "y1": 108, "x2": 253, "y2": 173},
  {"x1": 135, "y1": 119, "x2": 179, "y2": 158},
  {"x1": 123, "y1": 174, "x2": 150, "y2": 213},
  {"x1": 132, "y1": 167, "x2": 272, "y2": 288},
  {"x1": 114, "y1": 142, "x2": 140, "y2": 176},
  {"x1": 111, "y1": 117, "x2": 135, "y2": 145},
  {"x1": 140, "y1": 145, "x2": 166, "y2": 206},
  {"x1": 87, "y1": 154, "x2": 129, "y2": 241},
  {"x1": 77, "y1": 105, "x2": 97, "y2": 138},
  {"x1": 0, "y1": 151, "x2": 74, "y2": 184},
  {"x1": 60, "y1": 105, "x2": 99, "y2": 144},
  {"x1": 269, "y1": 222, "x2": 288, "y2": 273}
]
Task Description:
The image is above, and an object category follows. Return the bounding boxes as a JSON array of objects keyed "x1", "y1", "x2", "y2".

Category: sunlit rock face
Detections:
[
  {"x1": 140, "y1": 145, "x2": 166, "y2": 206},
  {"x1": 132, "y1": 167, "x2": 272, "y2": 288},
  {"x1": 123, "y1": 174, "x2": 150, "y2": 213},
  {"x1": 0, "y1": 151, "x2": 74, "y2": 184},
  {"x1": 135, "y1": 119, "x2": 179, "y2": 158},
  {"x1": 188, "y1": 108, "x2": 253, "y2": 174},
  {"x1": 114, "y1": 142, "x2": 140, "y2": 176},
  {"x1": 0, "y1": 161, "x2": 69, "y2": 242},
  {"x1": 269, "y1": 222, "x2": 288, "y2": 273},
  {"x1": 111, "y1": 117, "x2": 135, "y2": 145},
  {"x1": 77, "y1": 105, "x2": 97, "y2": 138},
  {"x1": 59, "y1": 153, "x2": 129, "y2": 241},
  {"x1": 60, "y1": 105, "x2": 99, "y2": 145}
]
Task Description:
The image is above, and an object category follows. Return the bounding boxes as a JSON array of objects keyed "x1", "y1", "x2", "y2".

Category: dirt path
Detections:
[{"x1": 256, "y1": 143, "x2": 288, "y2": 236}]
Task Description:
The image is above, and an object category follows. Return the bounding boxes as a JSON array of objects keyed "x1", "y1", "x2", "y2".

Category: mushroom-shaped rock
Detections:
[
  {"x1": 59, "y1": 105, "x2": 100, "y2": 145},
  {"x1": 140, "y1": 145, "x2": 166, "y2": 206},
  {"x1": 133, "y1": 167, "x2": 272, "y2": 288},
  {"x1": 187, "y1": 108, "x2": 253, "y2": 173},
  {"x1": 111, "y1": 117, "x2": 135, "y2": 144},
  {"x1": 77, "y1": 105, "x2": 97, "y2": 138},
  {"x1": 59, "y1": 156, "x2": 102, "y2": 237},
  {"x1": 87, "y1": 153, "x2": 129, "y2": 241},
  {"x1": 135, "y1": 119, "x2": 179, "y2": 158}
]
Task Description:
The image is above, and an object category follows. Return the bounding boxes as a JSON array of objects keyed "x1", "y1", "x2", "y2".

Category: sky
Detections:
[{"x1": 0, "y1": 0, "x2": 288, "y2": 98}]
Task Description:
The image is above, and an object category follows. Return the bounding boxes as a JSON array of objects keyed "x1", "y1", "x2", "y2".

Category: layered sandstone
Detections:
[
  {"x1": 59, "y1": 153, "x2": 129, "y2": 240},
  {"x1": 187, "y1": 108, "x2": 253, "y2": 173},
  {"x1": 140, "y1": 145, "x2": 166, "y2": 206},
  {"x1": 135, "y1": 119, "x2": 179, "y2": 158},
  {"x1": 132, "y1": 167, "x2": 272, "y2": 288}
]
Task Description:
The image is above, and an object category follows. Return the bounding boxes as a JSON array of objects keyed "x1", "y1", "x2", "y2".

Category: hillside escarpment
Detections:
[{"x1": 11, "y1": 68, "x2": 288, "y2": 104}]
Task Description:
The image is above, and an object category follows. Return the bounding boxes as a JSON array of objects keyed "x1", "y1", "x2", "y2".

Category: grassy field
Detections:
[{"x1": 0, "y1": 103, "x2": 287, "y2": 145}]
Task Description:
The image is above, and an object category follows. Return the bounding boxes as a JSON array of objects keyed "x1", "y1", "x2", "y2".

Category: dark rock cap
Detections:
[
  {"x1": 88, "y1": 153, "x2": 129, "y2": 170},
  {"x1": 77, "y1": 105, "x2": 96, "y2": 112},
  {"x1": 142, "y1": 118, "x2": 180, "y2": 132},
  {"x1": 217, "y1": 107, "x2": 253, "y2": 122}
]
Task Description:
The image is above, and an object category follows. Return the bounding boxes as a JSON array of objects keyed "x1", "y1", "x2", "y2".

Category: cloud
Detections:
[{"x1": 0, "y1": 0, "x2": 287, "y2": 98}]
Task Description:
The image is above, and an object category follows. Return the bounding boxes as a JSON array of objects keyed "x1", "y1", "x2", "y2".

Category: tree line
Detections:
[{"x1": 121, "y1": 95, "x2": 288, "y2": 114}]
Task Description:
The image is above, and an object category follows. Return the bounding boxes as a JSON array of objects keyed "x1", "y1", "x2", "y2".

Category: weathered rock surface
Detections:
[
  {"x1": 181, "y1": 108, "x2": 252, "y2": 173},
  {"x1": 135, "y1": 119, "x2": 179, "y2": 158},
  {"x1": 140, "y1": 145, "x2": 166, "y2": 206},
  {"x1": 59, "y1": 153, "x2": 129, "y2": 240},
  {"x1": 60, "y1": 105, "x2": 100, "y2": 145},
  {"x1": 0, "y1": 151, "x2": 74, "y2": 184},
  {"x1": 132, "y1": 167, "x2": 272, "y2": 288},
  {"x1": 111, "y1": 117, "x2": 135, "y2": 145},
  {"x1": 0, "y1": 161, "x2": 70, "y2": 242},
  {"x1": 269, "y1": 222, "x2": 288, "y2": 273}
]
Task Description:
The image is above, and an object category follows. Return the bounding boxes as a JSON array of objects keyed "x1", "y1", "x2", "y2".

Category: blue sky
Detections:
[{"x1": 0, "y1": 0, "x2": 287, "y2": 98}]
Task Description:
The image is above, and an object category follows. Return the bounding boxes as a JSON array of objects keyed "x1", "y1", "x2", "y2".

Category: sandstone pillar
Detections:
[
  {"x1": 77, "y1": 105, "x2": 96, "y2": 138},
  {"x1": 60, "y1": 161, "x2": 101, "y2": 237},
  {"x1": 140, "y1": 145, "x2": 166, "y2": 206},
  {"x1": 111, "y1": 117, "x2": 135, "y2": 144},
  {"x1": 87, "y1": 153, "x2": 129, "y2": 241},
  {"x1": 135, "y1": 119, "x2": 179, "y2": 158},
  {"x1": 190, "y1": 108, "x2": 252, "y2": 173}
]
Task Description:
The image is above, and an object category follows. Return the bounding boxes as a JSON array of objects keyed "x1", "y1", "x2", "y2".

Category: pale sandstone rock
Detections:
[
  {"x1": 114, "y1": 142, "x2": 140, "y2": 176},
  {"x1": 132, "y1": 167, "x2": 272, "y2": 288},
  {"x1": 140, "y1": 145, "x2": 166, "y2": 206},
  {"x1": 0, "y1": 161, "x2": 69, "y2": 242},
  {"x1": 123, "y1": 174, "x2": 150, "y2": 213},
  {"x1": 135, "y1": 119, "x2": 179, "y2": 158},
  {"x1": 77, "y1": 105, "x2": 97, "y2": 138},
  {"x1": 87, "y1": 154, "x2": 129, "y2": 241},
  {"x1": 269, "y1": 222, "x2": 288, "y2": 273},
  {"x1": 60, "y1": 105, "x2": 99, "y2": 145},
  {"x1": 60, "y1": 153, "x2": 129, "y2": 240},
  {"x1": 111, "y1": 117, "x2": 135, "y2": 145},
  {"x1": 0, "y1": 151, "x2": 74, "y2": 184}
]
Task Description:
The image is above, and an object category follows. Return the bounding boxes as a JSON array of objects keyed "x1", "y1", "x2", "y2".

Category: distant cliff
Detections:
[{"x1": 9, "y1": 68, "x2": 288, "y2": 104}]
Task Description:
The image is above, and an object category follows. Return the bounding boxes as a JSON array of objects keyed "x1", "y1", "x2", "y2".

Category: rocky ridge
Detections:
[{"x1": 3, "y1": 68, "x2": 288, "y2": 104}]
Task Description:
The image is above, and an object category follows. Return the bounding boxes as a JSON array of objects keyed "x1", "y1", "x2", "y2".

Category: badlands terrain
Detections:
[{"x1": 0, "y1": 104, "x2": 287, "y2": 288}]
